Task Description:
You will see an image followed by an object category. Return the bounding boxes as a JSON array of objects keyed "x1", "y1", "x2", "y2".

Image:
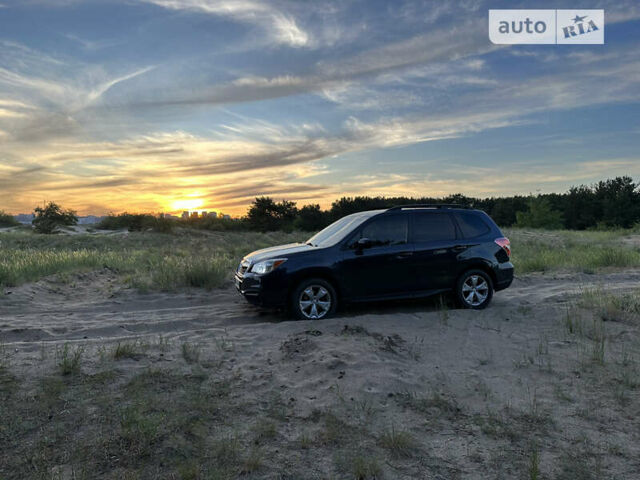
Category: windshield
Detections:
[{"x1": 306, "y1": 212, "x2": 378, "y2": 247}]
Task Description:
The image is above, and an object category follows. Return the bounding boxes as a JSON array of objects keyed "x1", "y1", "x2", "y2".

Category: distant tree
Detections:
[
  {"x1": 515, "y1": 197, "x2": 564, "y2": 229},
  {"x1": 0, "y1": 210, "x2": 19, "y2": 227},
  {"x1": 97, "y1": 213, "x2": 176, "y2": 233},
  {"x1": 563, "y1": 185, "x2": 599, "y2": 230},
  {"x1": 247, "y1": 197, "x2": 298, "y2": 231},
  {"x1": 442, "y1": 193, "x2": 474, "y2": 207},
  {"x1": 488, "y1": 196, "x2": 528, "y2": 227},
  {"x1": 329, "y1": 196, "x2": 397, "y2": 220},
  {"x1": 294, "y1": 204, "x2": 329, "y2": 231},
  {"x1": 32, "y1": 202, "x2": 78, "y2": 234},
  {"x1": 594, "y1": 176, "x2": 640, "y2": 228}
]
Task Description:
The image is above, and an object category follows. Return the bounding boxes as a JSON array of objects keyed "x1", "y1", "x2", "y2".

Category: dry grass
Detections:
[
  {"x1": 0, "y1": 230, "x2": 306, "y2": 291},
  {"x1": 505, "y1": 228, "x2": 640, "y2": 273},
  {"x1": 2, "y1": 228, "x2": 640, "y2": 293}
]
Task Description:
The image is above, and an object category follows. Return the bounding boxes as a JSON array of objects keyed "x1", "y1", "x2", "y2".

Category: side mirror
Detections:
[{"x1": 355, "y1": 237, "x2": 372, "y2": 250}]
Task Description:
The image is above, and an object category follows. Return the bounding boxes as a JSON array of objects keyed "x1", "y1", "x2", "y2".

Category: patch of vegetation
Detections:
[
  {"x1": 56, "y1": 343, "x2": 84, "y2": 375},
  {"x1": 112, "y1": 340, "x2": 148, "y2": 360},
  {"x1": 378, "y1": 425, "x2": 417, "y2": 458},
  {"x1": 32, "y1": 201, "x2": 78, "y2": 234},
  {"x1": 0, "y1": 210, "x2": 19, "y2": 228},
  {"x1": 516, "y1": 197, "x2": 564, "y2": 229},
  {"x1": 507, "y1": 229, "x2": 640, "y2": 273},
  {"x1": 554, "y1": 439, "x2": 603, "y2": 480},
  {"x1": 336, "y1": 452, "x2": 383, "y2": 480},
  {"x1": 0, "y1": 229, "x2": 306, "y2": 289},
  {"x1": 97, "y1": 213, "x2": 174, "y2": 233},
  {"x1": 241, "y1": 446, "x2": 264, "y2": 474},
  {"x1": 395, "y1": 390, "x2": 461, "y2": 421}
]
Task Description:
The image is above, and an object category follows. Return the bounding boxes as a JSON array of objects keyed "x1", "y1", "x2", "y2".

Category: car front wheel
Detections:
[
  {"x1": 456, "y1": 269, "x2": 494, "y2": 309},
  {"x1": 291, "y1": 278, "x2": 337, "y2": 320}
]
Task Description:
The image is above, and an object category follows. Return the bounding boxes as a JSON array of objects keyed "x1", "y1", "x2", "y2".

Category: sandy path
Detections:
[{"x1": 2, "y1": 269, "x2": 639, "y2": 347}]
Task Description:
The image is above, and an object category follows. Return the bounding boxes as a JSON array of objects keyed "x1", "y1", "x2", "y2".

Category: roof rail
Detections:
[{"x1": 387, "y1": 203, "x2": 469, "y2": 211}]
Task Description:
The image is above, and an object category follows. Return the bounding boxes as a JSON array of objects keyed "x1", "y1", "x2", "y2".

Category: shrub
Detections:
[
  {"x1": 0, "y1": 211, "x2": 19, "y2": 228},
  {"x1": 97, "y1": 213, "x2": 174, "y2": 233},
  {"x1": 32, "y1": 202, "x2": 78, "y2": 234},
  {"x1": 516, "y1": 197, "x2": 564, "y2": 229}
]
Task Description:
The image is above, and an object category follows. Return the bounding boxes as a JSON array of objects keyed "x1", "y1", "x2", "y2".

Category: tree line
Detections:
[
  {"x1": 5, "y1": 176, "x2": 638, "y2": 234},
  {"x1": 246, "y1": 176, "x2": 640, "y2": 231}
]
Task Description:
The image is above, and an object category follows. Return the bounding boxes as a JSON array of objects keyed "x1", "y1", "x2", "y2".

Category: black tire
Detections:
[
  {"x1": 455, "y1": 269, "x2": 494, "y2": 309},
  {"x1": 290, "y1": 278, "x2": 338, "y2": 320}
]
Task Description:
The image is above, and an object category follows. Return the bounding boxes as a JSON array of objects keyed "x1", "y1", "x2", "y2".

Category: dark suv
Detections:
[{"x1": 235, "y1": 205, "x2": 513, "y2": 319}]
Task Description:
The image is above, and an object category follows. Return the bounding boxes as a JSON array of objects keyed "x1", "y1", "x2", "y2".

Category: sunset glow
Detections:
[
  {"x1": 170, "y1": 198, "x2": 205, "y2": 212},
  {"x1": 1, "y1": 1, "x2": 639, "y2": 217}
]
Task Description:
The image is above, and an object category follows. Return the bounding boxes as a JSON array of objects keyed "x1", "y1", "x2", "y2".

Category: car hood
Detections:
[{"x1": 244, "y1": 243, "x2": 315, "y2": 264}]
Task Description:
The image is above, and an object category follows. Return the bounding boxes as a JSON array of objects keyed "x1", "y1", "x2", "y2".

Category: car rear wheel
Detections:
[
  {"x1": 291, "y1": 278, "x2": 337, "y2": 320},
  {"x1": 456, "y1": 269, "x2": 493, "y2": 309}
]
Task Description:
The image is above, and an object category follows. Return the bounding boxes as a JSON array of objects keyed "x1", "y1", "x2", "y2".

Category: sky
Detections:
[{"x1": 0, "y1": 0, "x2": 639, "y2": 216}]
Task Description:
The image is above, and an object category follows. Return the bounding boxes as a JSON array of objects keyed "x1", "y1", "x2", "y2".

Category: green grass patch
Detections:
[
  {"x1": 506, "y1": 228, "x2": 640, "y2": 273},
  {"x1": 0, "y1": 230, "x2": 306, "y2": 290}
]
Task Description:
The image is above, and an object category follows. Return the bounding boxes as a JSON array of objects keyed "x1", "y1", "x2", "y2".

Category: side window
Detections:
[
  {"x1": 356, "y1": 215, "x2": 408, "y2": 247},
  {"x1": 412, "y1": 213, "x2": 456, "y2": 242},
  {"x1": 454, "y1": 212, "x2": 491, "y2": 238}
]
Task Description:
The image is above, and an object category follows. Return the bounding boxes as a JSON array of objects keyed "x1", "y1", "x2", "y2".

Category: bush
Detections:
[
  {"x1": 32, "y1": 202, "x2": 78, "y2": 234},
  {"x1": 179, "y1": 215, "x2": 246, "y2": 231},
  {"x1": 0, "y1": 211, "x2": 19, "y2": 228},
  {"x1": 515, "y1": 197, "x2": 563, "y2": 229},
  {"x1": 97, "y1": 213, "x2": 174, "y2": 233},
  {"x1": 247, "y1": 197, "x2": 298, "y2": 232},
  {"x1": 294, "y1": 204, "x2": 330, "y2": 231}
]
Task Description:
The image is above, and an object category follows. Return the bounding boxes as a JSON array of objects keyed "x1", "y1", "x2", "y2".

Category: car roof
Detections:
[{"x1": 364, "y1": 207, "x2": 482, "y2": 215}]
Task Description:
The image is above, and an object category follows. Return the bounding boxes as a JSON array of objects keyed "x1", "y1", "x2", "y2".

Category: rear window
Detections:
[
  {"x1": 454, "y1": 212, "x2": 491, "y2": 238},
  {"x1": 412, "y1": 212, "x2": 456, "y2": 242}
]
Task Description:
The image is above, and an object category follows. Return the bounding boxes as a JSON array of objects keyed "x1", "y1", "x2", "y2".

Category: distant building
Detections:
[
  {"x1": 222, "y1": 214, "x2": 231, "y2": 220},
  {"x1": 182, "y1": 211, "x2": 189, "y2": 219},
  {"x1": 15, "y1": 213, "x2": 35, "y2": 224},
  {"x1": 190, "y1": 212, "x2": 199, "y2": 219},
  {"x1": 201, "y1": 211, "x2": 207, "y2": 217},
  {"x1": 208, "y1": 212, "x2": 217, "y2": 218}
]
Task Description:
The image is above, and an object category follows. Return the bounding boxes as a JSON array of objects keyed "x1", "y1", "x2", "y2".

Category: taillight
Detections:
[{"x1": 494, "y1": 237, "x2": 511, "y2": 257}]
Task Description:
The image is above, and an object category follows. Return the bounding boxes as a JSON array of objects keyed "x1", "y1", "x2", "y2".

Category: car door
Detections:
[
  {"x1": 338, "y1": 213, "x2": 414, "y2": 300},
  {"x1": 410, "y1": 211, "x2": 459, "y2": 291}
]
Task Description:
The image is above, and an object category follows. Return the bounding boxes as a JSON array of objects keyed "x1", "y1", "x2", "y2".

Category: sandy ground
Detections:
[{"x1": 2, "y1": 270, "x2": 640, "y2": 478}]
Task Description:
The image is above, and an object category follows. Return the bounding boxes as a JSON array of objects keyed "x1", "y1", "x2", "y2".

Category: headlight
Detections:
[{"x1": 251, "y1": 258, "x2": 287, "y2": 275}]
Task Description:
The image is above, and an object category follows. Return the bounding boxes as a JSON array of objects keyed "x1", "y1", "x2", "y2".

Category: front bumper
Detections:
[
  {"x1": 235, "y1": 269, "x2": 289, "y2": 307},
  {"x1": 235, "y1": 272, "x2": 263, "y2": 305}
]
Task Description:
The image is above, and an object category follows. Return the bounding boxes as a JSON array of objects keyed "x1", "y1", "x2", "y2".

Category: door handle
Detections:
[
  {"x1": 452, "y1": 245, "x2": 468, "y2": 252},
  {"x1": 395, "y1": 251, "x2": 414, "y2": 259}
]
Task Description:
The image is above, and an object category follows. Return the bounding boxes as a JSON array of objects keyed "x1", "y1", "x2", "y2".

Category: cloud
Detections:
[
  {"x1": 86, "y1": 66, "x2": 156, "y2": 105},
  {"x1": 141, "y1": 0, "x2": 309, "y2": 47},
  {"x1": 125, "y1": 23, "x2": 494, "y2": 110}
]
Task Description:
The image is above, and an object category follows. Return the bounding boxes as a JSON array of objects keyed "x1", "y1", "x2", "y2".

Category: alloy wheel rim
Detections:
[
  {"x1": 299, "y1": 285, "x2": 331, "y2": 319},
  {"x1": 462, "y1": 275, "x2": 489, "y2": 306}
]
